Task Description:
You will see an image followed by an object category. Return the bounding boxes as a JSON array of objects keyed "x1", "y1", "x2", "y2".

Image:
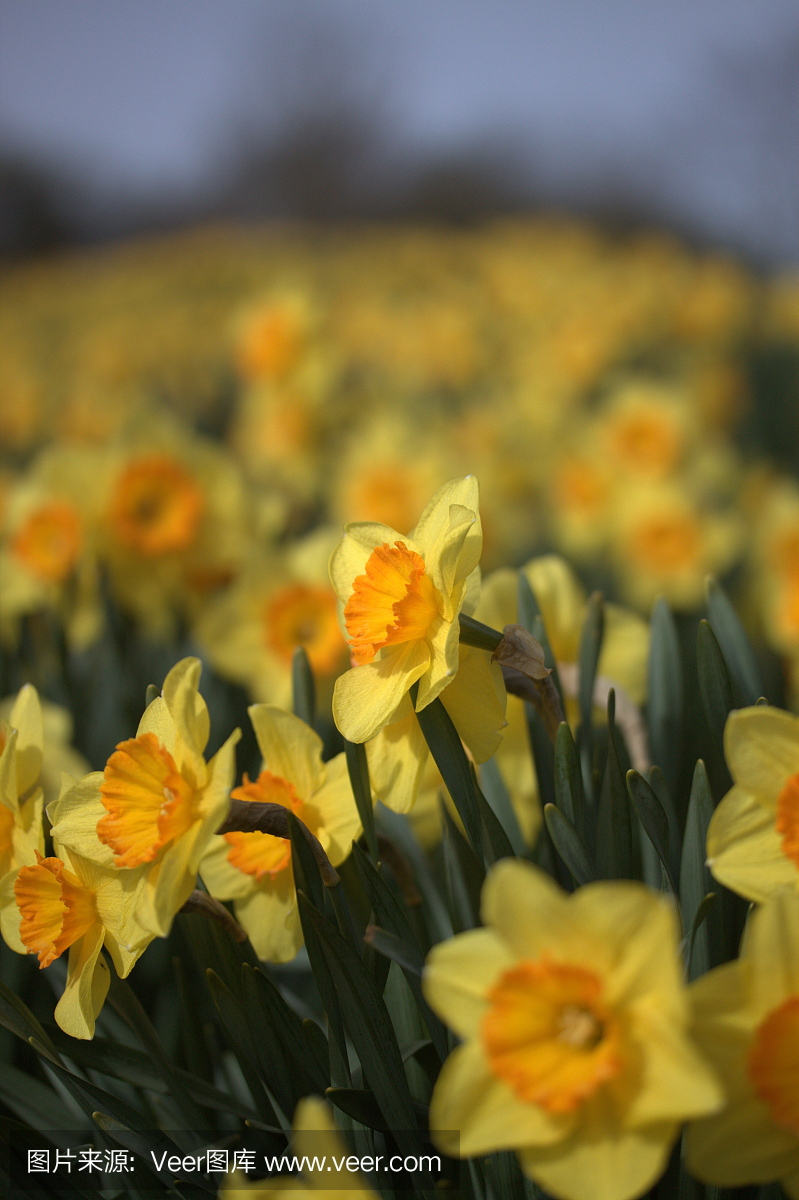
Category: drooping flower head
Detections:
[
  {"x1": 329, "y1": 476, "x2": 484, "y2": 744},
  {"x1": 48, "y1": 657, "x2": 240, "y2": 938},
  {"x1": 423, "y1": 861, "x2": 722, "y2": 1200},
  {"x1": 706, "y1": 704, "x2": 799, "y2": 902},
  {"x1": 0, "y1": 684, "x2": 45, "y2": 882},
  {"x1": 200, "y1": 705, "x2": 361, "y2": 962}
]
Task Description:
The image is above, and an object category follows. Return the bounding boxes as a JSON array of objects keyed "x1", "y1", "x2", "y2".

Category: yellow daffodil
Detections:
[
  {"x1": 706, "y1": 705, "x2": 799, "y2": 902},
  {"x1": 48, "y1": 658, "x2": 239, "y2": 938},
  {"x1": 329, "y1": 476, "x2": 486, "y2": 745},
  {"x1": 423, "y1": 861, "x2": 722, "y2": 1200},
  {"x1": 221, "y1": 1095, "x2": 381, "y2": 1199},
  {"x1": 0, "y1": 685, "x2": 45, "y2": 883},
  {"x1": 686, "y1": 886, "x2": 799, "y2": 1194},
  {"x1": 200, "y1": 705, "x2": 361, "y2": 962},
  {"x1": 0, "y1": 837, "x2": 155, "y2": 1039}
]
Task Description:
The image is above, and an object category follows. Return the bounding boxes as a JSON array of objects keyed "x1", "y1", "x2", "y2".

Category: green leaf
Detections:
[
  {"x1": 684, "y1": 893, "x2": 717, "y2": 980},
  {"x1": 106, "y1": 969, "x2": 204, "y2": 1131},
  {"x1": 415, "y1": 692, "x2": 484, "y2": 860},
  {"x1": 479, "y1": 756, "x2": 526, "y2": 857},
  {"x1": 578, "y1": 592, "x2": 604, "y2": 801},
  {"x1": 0, "y1": 978, "x2": 60, "y2": 1057},
  {"x1": 648, "y1": 766, "x2": 682, "y2": 889},
  {"x1": 352, "y1": 841, "x2": 448, "y2": 1062},
  {"x1": 595, "y1": 691, "x2": 634, "y2": 880},
  {"x1": 287, "y1": 810, "x2": 325, "y2": 913},
  {"x1": 241, "y1": 965, "x2": 322, "y2": 1119},
  {"x1": 543, "y1": 805, "x2": 594, "y2": 887},
  {"x1": 475, "y1": 765, "x2": 516, "y2": 864},
  {"x1": 364, "y1": 926, "x2": 423, "y2": 976},
  {"x1": 441, "y1": 804, "x2": 482, "y2": 932},
  {"x1": 90, "y1": 1112, "x2": 199, "y2": 1197},
  {"x1": 241, "y1": 964, "x2": 328, "y2": 1094},
  {"x1": 626, "y1": 770, "x2": 679, "y2": 899},
  {"x1": 325, "y1": 1086, "x2": 390, "y2": 1132},
  {"x1": 697, "y1": 619, "x2": 736, "y2": 752},
  {"x1": 297, "y1": 893, "x2": 423, "y2": 1157},
  {"x1": 554, "y1": 721, "x2": 587, "y2": 844},
  {"x1": 680, "y1": 760, "x2": 719, "y2": 978},
  {"x1": 291, "y1": 645, "x2": 316, "y2": 726},
  {"x1": 205, "y1": 969, "x2": 278, "y2": 1126},
  {"x1": 0, "y1": 1063, "x2": 86, "y2": 1132},
  {"x1": 647, "y1": 598, "x2": 683, "y2": 798},
  {"x1": 706, "y1": 576, "x2": 764, "y2": 706},
  {"x1": 344, "y1": 737, "x2": 379, "y2": 861}
]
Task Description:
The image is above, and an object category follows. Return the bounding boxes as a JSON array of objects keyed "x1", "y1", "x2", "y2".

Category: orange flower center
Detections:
[
  {"x1": 609, "y1": 412, "x2": 680, "y2": 476},
  {"x1": 12, "y1": 502, "x2": 82, "y2": 582},
  {"x1": 748, "y1": 994, "x2": 799, "y2": 1135},
  {"x1": 481, "y1": 959, "x2": 621, "y2": 1114},
  {"x1": 344, "y1": 466, "x2": 422, "y2": 536},
  {"x1": 109, "y1": 456, "x2": 204, "y2": 555},
  {"x1": 553, "y1": 459, "x2": 609, "y2": 515},
  {"x1": 15, "y1": 852, "x2": 98, "y2": 968},
  {"x1": 224, "y1": 771, "x2": 311, "y2": 879},
  {"x1": 235, "y1": 306, "x2": 305, "y2": 381},
  {"x1": 629, "y1": 512, "x2": 701, "y2": 572},
  {"x1": 343, "y1": 541, "x2": 442, "y2": 665},
  {"x1": 775, "y1": 773, "x2": 799, "y2": 869},
  {"x1": 265, "y1": 584, "x2": 345, "y2": 675},
  {"x1": 98, "y1": 732, "x2": 198, "y2": 868}
]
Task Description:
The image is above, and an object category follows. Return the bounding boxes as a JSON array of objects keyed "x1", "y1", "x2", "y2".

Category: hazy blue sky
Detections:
[{"x1": 1, "y1": 0, "x2": 797, "y2": 261}]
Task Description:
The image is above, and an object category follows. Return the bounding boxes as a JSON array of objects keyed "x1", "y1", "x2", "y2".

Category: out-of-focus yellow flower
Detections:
[
  {"x1": 610, "y1": 480, "x2": 740, "y2": 610},
  {"x1": 220, "y1": 1095, "x2": 381, "y2": 1199},
  {"x1": 0, "y1": 839, "x2": 155, "y2": 1039},
  {"x1": 0, "y1": 685, "x2": 45, "y2": 882},
  {"x1": 200, "y1": 705, "x2": 360, "y2": 962},
  {"x1": 706, "y1": 705, "x2": 799, "y2": 902},
  {"x1": 232, "y1": 290, "x2": 314, "y2": 383},
  {"x1": 596, "y1": 379, "x2": 695, "y2": 481},
  {"x1": 0, "y1": 691, "x2": 89, "y2": 809},
  {"x1": 424, "y1": 861, "x2": 722, "y2": 1200},
  {"x1": 194, "y1": 528, "x2": 347, "y2": 709},
  {"x1": 329, "y1": 476, "x2": 485, "y2": 744},
  {"x1": 686, "y1": 887, "x2": 799, "y2": 1194},
  {"x1": 749, "y1": 477, "x2": 799, "y2": 708},
  {"x1": 48, "y1": 658, "x2": 239, "y2": 938}
]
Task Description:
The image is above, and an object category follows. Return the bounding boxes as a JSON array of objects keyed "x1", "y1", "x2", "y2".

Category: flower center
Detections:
[
  {"x1": 98, "y1": 732, "x2": 199, "y2": 867},
  {"x1": 12, "y1": 502, "x2": 82, "y2": 582},
  {"x1": 481, "y1": 959, "x2": 621, "y2": 1114},
  {"x1": 235, "y1": 304, "x2": 306, "y2": 380},
  {"x1": 775, "y1": 773, "x2": 799, "y2": 869},
  {"x1": 609, "y1": 412, "x2": 681, "y2": 476},
  {"x1": 109, "y1": 456, "x2": 204, "y2": 555},
  {"x1": 344, "y1": 540, "x2": 442, "y2": 665},
  {"x1": 14, "y1": 853, "x2": 98, "y2": 968},
  {"x1": 265, "y1": 584, "x2": 344, "y2": 674},
  {"x1": 224, "y1": 771, "x2": 311, "y2": 879},
  {"x1": 748, "y1": 994, "x2": 799, "y2": 1135},
  {"x1": 553, "y1": 458, "x2": 609, "y2": 515},
  {"x1": 629, "y1": 512, "x2": 701, "y2": 572}
]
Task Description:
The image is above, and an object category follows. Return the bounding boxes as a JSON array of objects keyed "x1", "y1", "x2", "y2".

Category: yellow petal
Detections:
[
  {"x1": 160, "y1": 656, "x2": 211, "y2": 763},
  {"x1": 743, "y1": 887, "x2": 799, "y2": 1020},
  {"x1": 520, "y1": 1098, "x2": 675, "y2": 1200},
  {"x1": 365, "y1": 709, "x2": 428, "y2": 814},
  {"x1": 724, "y1": 707, "x2": 799, "y2": 805},
  {"x1": 8, "y1": 684, "x2": 43, "y2": 798},
  {"x1": 429, "y1": 1040, "x2": 570, "y2": 1157},
  {"x1": 47, "y1": 774, "x2": 117, "y2": 868},
  {"x1": 522, "y1": 556, "x2": 586, "y2": 663},
  {"x1": 411, "y1": 476, "x2": 481, "y2": 591},
  {"x1": 439, "y1": 646, "x2": 507, "y2": 764},
  {"x1": 686, "y1": 1092, "x2": 799, "y2": 1187},
  {"x1": 423, "y1": 927, "x2": 517, "y2": 1038},
  {"x1": 248, "y1": 705, "x2": 325, "y2": 801},
  {"x1": 310, "y1": 753, "x2": 362, "y2": 866},
  {"x1": 235, "y1": 870, "x2": 302, "y2": 963},
  {"x1": 622, "y1": 997, "x2": 723, "y2": 1127},
  {"x1": 53, "y1": 923, "x2": 108, "y2": 1039},
  {"x1": 329, "y1": 521, "x2": 422, "y2": 602},
  {"x1": 481, "y1": 860, "x2": 575, "y2": 959},
  {"x1": 707, "y1": 784, "x2": 797, "y2": 902},
  {"x1": 332, "y1": 640, "x2": 429, "y2": 744},
  {"x1": 599, "y1": 605, "x2": 650, "y2": 706},
  {"x1": 415, "y1": 612, "x2": 459, "y2": 710}
]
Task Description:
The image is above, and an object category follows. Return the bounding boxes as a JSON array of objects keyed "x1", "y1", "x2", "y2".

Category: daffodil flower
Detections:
[
  {"x1": 0, "y1": 841, "x2": 155, "y2": 1039},
  {"x1": 329, "y1": 476, "x2": 485, "y2": 744},
  {"x1": 706, "y1": 705, "x2": 799, "y2": 902},
  {"x1": 200, "y1": 705, "x2": 361, "y2": 962},
  {"x1": 423, "y1": 861, "x2": 723, "y2": 1200},
  {"x1": 686, "y1": 886, "x2": 799, "y2": 1194},
  {"x1": 48, "y1": 657, "x2": 240, "y2": 938}
]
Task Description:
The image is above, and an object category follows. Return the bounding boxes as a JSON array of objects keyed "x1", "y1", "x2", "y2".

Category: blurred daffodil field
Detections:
[{"x1": 0, "y1": 217, "x2": 798, "y2": 1200}]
